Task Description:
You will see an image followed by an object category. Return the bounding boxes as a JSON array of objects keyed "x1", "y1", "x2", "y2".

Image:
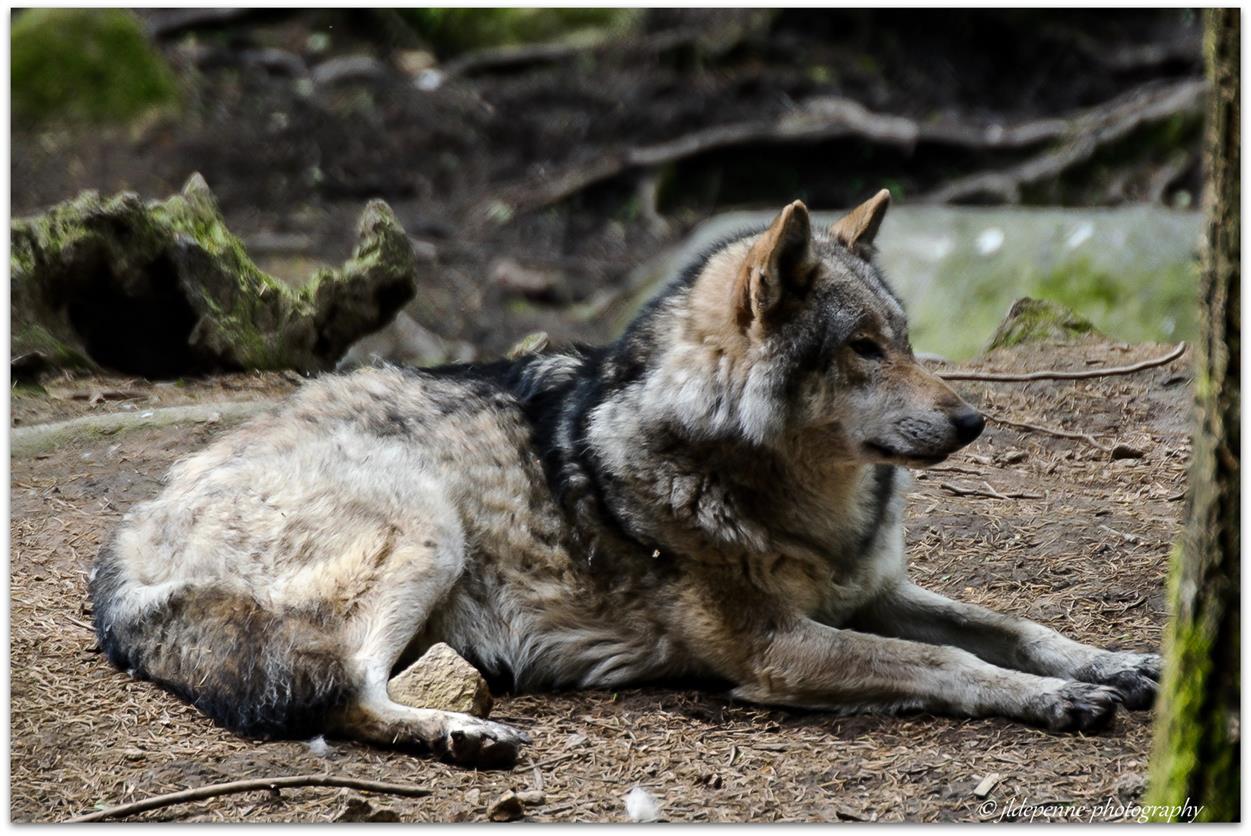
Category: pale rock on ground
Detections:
[{"x1": 387, "y1": 642, "x2": 494, "y2": 718}]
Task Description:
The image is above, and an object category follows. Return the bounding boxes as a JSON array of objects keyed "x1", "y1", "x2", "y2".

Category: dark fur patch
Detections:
[
  {"x1": 91, "y1": 542, "x2": 354, "y2": 740},
  {"x1": 855, "y1": 465, "x2": 898, "y2": 556}
]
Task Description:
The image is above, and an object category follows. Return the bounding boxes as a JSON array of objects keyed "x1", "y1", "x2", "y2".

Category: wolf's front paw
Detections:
[
  {"x1": 439, "y1": 716, "x2": 531, "y2": 769},
  {"x1": 1073, "y1": 651, "x2": 1162, "y2": 710},
  {"x1": 1034, "y1": 681, "x2": 1122, "y2": 733}
]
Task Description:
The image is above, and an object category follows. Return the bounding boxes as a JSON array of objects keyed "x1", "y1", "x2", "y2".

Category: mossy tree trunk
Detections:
[{"x1": 1146, "y1": 8, "x2": 1240, "y2": 823}]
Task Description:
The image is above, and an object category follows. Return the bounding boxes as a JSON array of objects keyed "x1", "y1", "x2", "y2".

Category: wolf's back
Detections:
[{"x1": 90, "y1": 539, "x2": 355, "y2": 739}]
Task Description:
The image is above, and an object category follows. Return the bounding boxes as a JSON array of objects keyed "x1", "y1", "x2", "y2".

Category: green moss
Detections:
[
  {"x1": 986, "y1": 298, "x2": 1098, "y2": 350},
  {"x1": 11, "y1": 9, "x2": 179, "y2": 127},
  {"x1": 1145, "y1": 544, "x2": 1239, "y2": 822},
  {"x1": 150, "y1": 175, "x2": 311, "y2": 369},
  {"x1": 400, "y1": 8, "x2": 639, "y2": 57},
  {"x1": 1032, "y1": 256, "x2": 1198, "y2": 347},
  {"x1": 12, "y1": 323, "x2": 94, "y2": 371},
  {"x1": 10, "y1": 175, "x2": 417, "y2": 377},
  {"x1": 905, "y1": 241, "x2": 1199, "y2": 361}
]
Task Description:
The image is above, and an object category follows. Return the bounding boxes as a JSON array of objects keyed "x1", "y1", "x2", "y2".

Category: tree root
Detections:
[
  {"x1": 921, "y1": 80, "x2": 1205, "y2": 204},
  {"x1": 10, "y1": 401, "x2": 274, "y2": 458},
  {"x1": 484, "y1": 78, "x2": 1205, "y2": 217}
]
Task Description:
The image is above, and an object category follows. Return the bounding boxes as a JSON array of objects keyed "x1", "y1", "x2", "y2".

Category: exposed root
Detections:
[
  {"x1": 486, "y1": 79, "x2": 1205, "y2": 216},
  {"x1": 921, "y1": 80, "x2": 1205, "y2": 204}
]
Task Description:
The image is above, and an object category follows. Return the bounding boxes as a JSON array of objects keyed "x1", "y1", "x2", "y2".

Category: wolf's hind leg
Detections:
[
  {"x1": 850, "y1": 581, "x2": 1160, "y2": 708},
  {"x1": 327, "y1": 532, "x2": 528, "y2": 767},
  {"x1": 338, "y1": 701, "x2": 528, "y2": 769}
]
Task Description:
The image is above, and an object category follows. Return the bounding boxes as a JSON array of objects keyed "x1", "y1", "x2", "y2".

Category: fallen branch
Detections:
[
  {"x1": 940, "y1": 481, "x2": 1043, "y2": 501},
  {"x1": 486, "y1": 78, "x2": 1204, "y2": 216},
  {"x1": 988, "y1": 414, "x2": 1113, "y2": 454},
  {"x1": 66, "y1": 774, "x2": 432, "y2": 823},
  {"x1": 938, "y1": 342, "x2": 1186, "y2": 382}
]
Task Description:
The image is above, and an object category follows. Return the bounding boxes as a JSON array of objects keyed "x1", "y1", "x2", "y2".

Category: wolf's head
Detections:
[{"x1": 634, "y1": 191, "x2": 983, "y2": 467}]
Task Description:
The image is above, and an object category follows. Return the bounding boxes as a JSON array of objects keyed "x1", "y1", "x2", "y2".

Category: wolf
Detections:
[{"x1": 91, "y1": 191, "x2": 1160, "y2": 768}]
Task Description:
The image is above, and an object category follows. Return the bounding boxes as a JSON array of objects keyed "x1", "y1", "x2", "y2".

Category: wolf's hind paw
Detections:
[
  {"x1": 1074, "y1": 651, "x2": 1161, "y2": 710},
  {"x1": 439, "y1": 716, "x2": 529, "y2": 769}
]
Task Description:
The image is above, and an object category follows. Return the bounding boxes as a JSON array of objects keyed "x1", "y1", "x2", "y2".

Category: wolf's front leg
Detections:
[
  {"x1": 849, "y1": 581, "x2": 1161, "y2": 709},
  {"x1": 728, "y1": 618, "x2": 1122, "y2": 731}
]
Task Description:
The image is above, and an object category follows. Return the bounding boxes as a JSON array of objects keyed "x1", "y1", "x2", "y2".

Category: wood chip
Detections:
[{"x1": 973, "y1": 772, "x2": 1001, "y2": 799}]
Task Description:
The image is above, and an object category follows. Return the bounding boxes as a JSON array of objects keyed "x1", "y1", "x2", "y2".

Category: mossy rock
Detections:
[
  {"x1": 986, "y1": 297, "x2": 1102, "y2": 350},
  {"x1": 11, "y1": 174, "x2": 418, "y2": 379},
  {"x1": 400, "y1": 8, "x2": 639, "y2": 57},
  {"x1": 11, "y1": 9, "x2": 179, "y2": 127}
]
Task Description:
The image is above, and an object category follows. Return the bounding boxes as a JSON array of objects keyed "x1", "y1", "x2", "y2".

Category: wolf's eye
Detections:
[{"x1": 849, "y1": 338, "x2": 885, "y2": 360}]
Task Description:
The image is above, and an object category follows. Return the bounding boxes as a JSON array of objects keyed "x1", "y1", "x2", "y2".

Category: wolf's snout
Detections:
[{"x1": 950, "y1": 407, "x2": 985, "y2": 445}]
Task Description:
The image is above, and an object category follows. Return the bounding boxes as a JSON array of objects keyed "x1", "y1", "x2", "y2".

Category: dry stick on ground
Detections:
[
  {"x1": 488, "y1": 78, "x2": 1203, "y2": 216},
  {"x1": 937, "y1": 342, "x2": 1187, "y2": 382},
  {"x1": 941, "y1": 344, "x2": 1188, "y2": 456},
  {"x1": 988, "y1": 414, "x2": 1114, "y2": 454},
  {"x1": 66, "y1": 775, "x2": 433, "y2": 823},
  {"x1": 939, "y1": 481, "x2": 1043, "y2": 501}
]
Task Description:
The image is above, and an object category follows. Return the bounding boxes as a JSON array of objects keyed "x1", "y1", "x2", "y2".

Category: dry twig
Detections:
[
  {"x1": 939, "y1": 481, "x2": 1043, "y2": 501},
  {"x1": 988, "y1": 414, "x2": 1113, "y2": 454},
  {"x1": 66, "y1": 774, "x2": 432, "y2": 823},
  {"x1": 938, "y1": 342, "x2": 1186, "y2": 383}
]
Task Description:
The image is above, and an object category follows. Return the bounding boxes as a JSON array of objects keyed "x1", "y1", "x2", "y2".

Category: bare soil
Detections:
[{"x1": 9, "y1": 338, "x2": 1190, "y2": 822}]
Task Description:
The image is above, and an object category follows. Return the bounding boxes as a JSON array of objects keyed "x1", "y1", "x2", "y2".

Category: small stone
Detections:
[
  {"x1": 465, "y1": 788, "x2": 481, "y2": 807},
  {"x1": 489, "y1": 791, "x2": 525, "y2": 822},
  {"x1": 1114, "y1": 772, "x2": 1146, "y2": 802},
  {"x1": 335, "y1": 798, "x2": 401, "y2": 822},
  {"x1": 387, "y1": 642, "x2": 493, "y2": 718},
  {"x1": 515, "y1": 790, "x2": 546, "y2": 806}
]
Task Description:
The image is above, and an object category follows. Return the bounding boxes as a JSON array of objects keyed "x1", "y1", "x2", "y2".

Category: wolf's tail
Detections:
[{"x1": 89, "y1": 541, "x2": 356, "y2": 740}]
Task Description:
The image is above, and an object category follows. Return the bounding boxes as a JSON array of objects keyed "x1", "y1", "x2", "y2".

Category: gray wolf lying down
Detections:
[{"x1": 92, "y1": 192, "x2": 1159, "y2": 768}]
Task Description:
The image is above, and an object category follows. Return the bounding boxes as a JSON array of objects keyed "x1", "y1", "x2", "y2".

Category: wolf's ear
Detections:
[
  {"x1": 737, "y1": 200, "x2": 814, "y2": 326},
  {"x1": 831, "y1": 189, "x2": 891, "y2": 254}
]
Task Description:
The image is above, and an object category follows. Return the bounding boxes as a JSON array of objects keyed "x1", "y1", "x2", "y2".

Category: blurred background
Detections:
[{"x1": 11, "y1": 8, "x2": 1206, "y2": 371}]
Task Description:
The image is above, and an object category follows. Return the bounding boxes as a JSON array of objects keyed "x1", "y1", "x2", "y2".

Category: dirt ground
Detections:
[{"x1": 9, "y1": 337, "x2": 1190, "y2": 822}]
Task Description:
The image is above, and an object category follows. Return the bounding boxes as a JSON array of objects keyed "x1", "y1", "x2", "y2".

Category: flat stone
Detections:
[
  {"x1": 387, "y1": 642, "x2": 493, "y2": 718},
  {"x1": 489, "y1": 791, "x2": 525, "y2": 822}
]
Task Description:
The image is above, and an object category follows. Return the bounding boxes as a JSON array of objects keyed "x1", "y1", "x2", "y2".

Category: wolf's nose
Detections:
[{"x1": 951, "y1": 407, "x2": 985, "y2": 444}]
